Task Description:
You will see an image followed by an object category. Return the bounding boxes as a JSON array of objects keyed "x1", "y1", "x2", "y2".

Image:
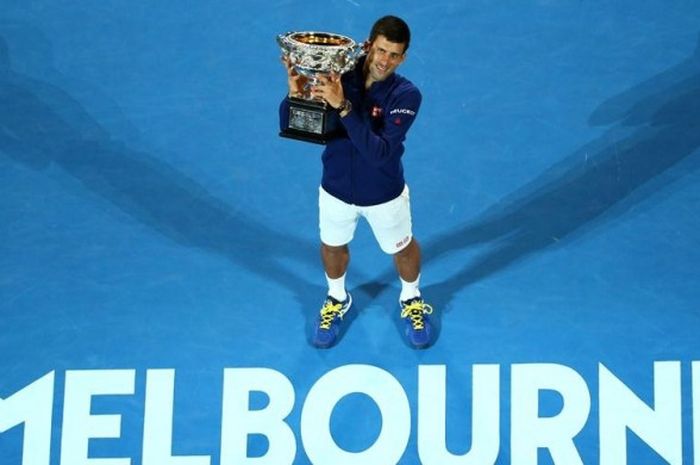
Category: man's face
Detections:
[{"x1": 365, "y1": 35, "x2": 406, "y2": 83}]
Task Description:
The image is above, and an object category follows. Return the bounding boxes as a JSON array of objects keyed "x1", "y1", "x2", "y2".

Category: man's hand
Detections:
[
  {"x1": 281, "y1": 55, "x2": 308, "y2": 97},
  {"x1": 310, "y1": 74, "x2": 344, "y2": 108}
]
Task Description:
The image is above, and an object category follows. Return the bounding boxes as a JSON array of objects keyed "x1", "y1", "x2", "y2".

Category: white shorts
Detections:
[{"x1": 319, "y1": 185, "x2": 413, "y2": 254}]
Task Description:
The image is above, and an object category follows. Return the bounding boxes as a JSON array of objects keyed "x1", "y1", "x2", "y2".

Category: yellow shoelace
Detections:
[
  {"x1": 319, "y1": 300, "x2": 345, "y2": 330},
  {"x1": 401, "y1": 301, "x2": 433, "y2": 330}
]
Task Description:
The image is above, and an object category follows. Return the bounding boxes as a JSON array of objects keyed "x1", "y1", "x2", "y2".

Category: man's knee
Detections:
[
  {"x1": 322, "y1": 242, "x2": 349, "y2": 255},
  {"x1": 394, "y1": 237, "x2": 418, "y2": 257}
]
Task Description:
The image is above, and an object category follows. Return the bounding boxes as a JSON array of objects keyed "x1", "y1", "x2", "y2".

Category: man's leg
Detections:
[
  {"x1": 321, "y1": 242, "x2": 350, "y2": 302},
  {"x1": 319, "y1": 186, "x2": 357, "y2": 289},
  {"x1": 394, "y1": 238, "x2": 423, "y2": 303},
  {"x1": 395, "y1": 239, "x2": 433, "y2": 349},
  {"x1": 321, "y1": 242, "x2": 350, "y2": 279},
  {"x1": 313, "y1": 242, "x2": 353, "y2": 348},
  {"x1": 365, "y1": 186, "x2": 433, "y2": 348},
  {"x1": 394, "y1": 237, "x2": 421, "y2": 283},
  {"x1": 314, "y1": 187, "x2": 357, "y2": 348}
]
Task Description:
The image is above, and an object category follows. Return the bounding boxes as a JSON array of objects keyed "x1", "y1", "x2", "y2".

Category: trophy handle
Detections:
[
  {"x1": 276, "y1": 32, "x2": 292, "y2": 51},
  {"x1": 352, "y1": 43, "x2": 366, "y2": 60},
  {"x1": 330, "y1": 43, "x2": 366, "y2": 74}
]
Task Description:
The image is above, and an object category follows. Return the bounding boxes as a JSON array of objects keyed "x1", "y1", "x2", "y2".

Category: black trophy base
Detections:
[
  {"x1": 279, "y1": 128, "x2": 339, "y2": 145},
  {"x1": 280, "y1": 97, "x2": 342, "y2": 145}
]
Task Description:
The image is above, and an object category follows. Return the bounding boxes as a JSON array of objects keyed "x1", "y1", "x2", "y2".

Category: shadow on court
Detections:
[
  {"x1": 419, "y1": 34, "x2": 700, "y2": 319},
  {"x1": 0, "y1": 31, "x2": 337, "y2": 334}
]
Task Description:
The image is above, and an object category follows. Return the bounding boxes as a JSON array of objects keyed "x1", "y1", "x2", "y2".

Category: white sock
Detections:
[
  {"x1": 326, "y1": 273, "x2": 347, "y2": 302},
  {"x1": 400, "y1": 275, "x2": 421, "y2": 302}
]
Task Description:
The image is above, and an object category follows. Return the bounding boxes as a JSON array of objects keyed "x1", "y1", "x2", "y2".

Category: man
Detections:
[{"x1": 280, "y1": 15, "x2": 433, "y2": 349}]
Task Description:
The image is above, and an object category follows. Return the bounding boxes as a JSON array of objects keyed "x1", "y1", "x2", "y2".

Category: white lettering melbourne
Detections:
[
  {"x1": 389, "y1": 108, "x2": 416, "y2": 116},
  {"x1": 1, "y1": 362, "x2": 698, "y2": 464}
]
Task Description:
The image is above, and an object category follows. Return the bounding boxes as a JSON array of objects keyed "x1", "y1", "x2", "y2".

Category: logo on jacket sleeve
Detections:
[
  {"x1": 390, "y1": 108, "x2": 416, "y2": 125},
  {"x1": 389, "y1": 108, "x2": 416, "y2": 116}
]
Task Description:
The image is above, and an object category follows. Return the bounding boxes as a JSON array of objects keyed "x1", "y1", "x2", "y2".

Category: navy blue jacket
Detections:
[{"x1": 280, "y1": 56, "x2": 422, "y2": 206}]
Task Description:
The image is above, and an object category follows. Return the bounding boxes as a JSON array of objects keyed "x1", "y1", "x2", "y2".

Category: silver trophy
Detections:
[{"x1": 277, "y1": 31, "x2": 365, "y2": 144}]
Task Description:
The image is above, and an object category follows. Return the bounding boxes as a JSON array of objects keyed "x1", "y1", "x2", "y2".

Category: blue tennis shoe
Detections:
[
  {"x1": 400, "y1": 297, "x2": 434, "y2": 349},
  {"x1": 312, "y1": 293, "x2": 353, "y2": 348}
]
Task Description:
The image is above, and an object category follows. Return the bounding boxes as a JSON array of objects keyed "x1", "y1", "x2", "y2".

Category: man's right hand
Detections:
[{"x1": 281, "y1": 55, "x2": 308, "y2": 98}]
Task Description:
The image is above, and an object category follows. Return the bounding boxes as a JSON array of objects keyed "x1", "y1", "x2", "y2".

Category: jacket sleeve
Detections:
[
  {"x1": 340, "y1": 87, "x2": 422, "y2": 167},
  {"x1": 279, "y1": 96, "x2": 290, "y2": 131}
]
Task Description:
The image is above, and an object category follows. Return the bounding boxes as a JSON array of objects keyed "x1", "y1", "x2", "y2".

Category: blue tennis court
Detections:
[{"x1": 2, "y1": 1, "x2": 699, "y2": 464}]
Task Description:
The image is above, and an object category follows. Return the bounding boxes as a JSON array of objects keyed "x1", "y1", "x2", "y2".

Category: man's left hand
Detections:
[{"x1": 310, "y1": 74, "x2": 344, "y2": 108}]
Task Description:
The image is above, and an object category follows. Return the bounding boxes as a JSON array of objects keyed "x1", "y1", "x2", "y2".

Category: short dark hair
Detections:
[{"x1": 369, "y1": 15, "x2": 411, "y2": 53}]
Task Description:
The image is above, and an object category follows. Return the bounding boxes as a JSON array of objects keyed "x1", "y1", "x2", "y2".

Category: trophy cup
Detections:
[{"x1": 277, "y1": 31, "x2": 365, "y2": 144}]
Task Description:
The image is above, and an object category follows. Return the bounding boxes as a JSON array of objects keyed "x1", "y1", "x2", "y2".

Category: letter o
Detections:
[{"x1": 301, "y1": 364, "x2": 410, "y2": 465}]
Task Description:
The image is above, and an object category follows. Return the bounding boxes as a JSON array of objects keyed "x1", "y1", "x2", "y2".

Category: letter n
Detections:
[{"x1": 599, "y1": 361, "x2": 682, "y2": 465}]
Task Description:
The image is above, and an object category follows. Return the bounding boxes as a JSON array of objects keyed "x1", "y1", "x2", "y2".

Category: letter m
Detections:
[{"x1": 1, "y1": 372, "x2": 55, "y2": 465}]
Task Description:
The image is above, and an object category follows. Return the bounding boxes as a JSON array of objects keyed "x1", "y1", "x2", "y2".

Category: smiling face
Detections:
[{"x1": 364, "y1": 35, "x2": 406, "y2": 87}]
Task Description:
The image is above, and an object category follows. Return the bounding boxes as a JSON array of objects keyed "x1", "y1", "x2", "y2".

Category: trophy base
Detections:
[
  {"x1": 280, "y1": 97, "x2": 342, "y2": 145},
  {"x1": 279, "y1": 129, "x2": 339, "y2": 145}
]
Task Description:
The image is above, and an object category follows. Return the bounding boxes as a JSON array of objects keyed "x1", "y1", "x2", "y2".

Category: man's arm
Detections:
[
  {"x1": 309, "y1": 74, "x2": 422, "y2": 164},
  {"x1": 341, "y1": 87, "x2": 422, "y2": 167},
  {"x1": 279, "y1": 96, "x2": 290, "y2": 131}
]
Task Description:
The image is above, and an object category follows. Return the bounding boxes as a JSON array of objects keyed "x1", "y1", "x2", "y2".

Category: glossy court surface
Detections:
[{"x1": 2, "y1": 1, "x2": 699, "y2": 464}]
